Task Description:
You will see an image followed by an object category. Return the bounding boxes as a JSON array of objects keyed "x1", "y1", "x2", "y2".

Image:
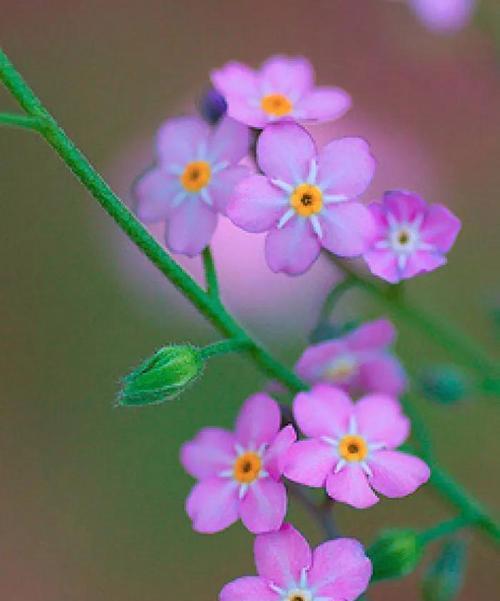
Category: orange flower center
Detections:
[
  {"x1": 338, "y1": 435, "x2": 368, "y2": 462},
  {"x1": 261, "y1": 93, "x2": 293, "y2": 117},
  {"x1": 290, "y1": 183, "x2": 323, "y2": 217},
  {"x1": 180, "y1": 160, "x2": 211, "y2": 192},
  {"x1": 233, "y1": 451, "x2": 262, "y2": 484}
]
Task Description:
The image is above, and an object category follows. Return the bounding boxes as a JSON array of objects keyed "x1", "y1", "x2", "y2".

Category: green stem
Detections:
[
  {"x1": 400, "y1": 392, "x2": 434, "y2": 461},
  {"x1": 0, "y1": 111, "x2": 42, "y2": 131},
  {"x1": 319, "y1": 274, "x2": 356, "y2": 323},
  {"x1": 202, "y1": 247, "x2": 220, "y2": 299},
  {"x1": 418, "y1": 514, "x2": 470, "y2": 546},
  {"x1": 0, "y1": 48, "x2": 306, "y2": 395},
  {"x1": 200, "y1": 338, "x2": 252, "y2": 360}
]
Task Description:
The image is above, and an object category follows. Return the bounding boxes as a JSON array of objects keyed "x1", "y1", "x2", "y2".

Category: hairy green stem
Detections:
[
  {"x1": 0, "y1": 111, "x2": 42, "y2": 130},
  {"x1": 418, "y1": 514, "x2": 470, "y2": 546},
  {"x1": 200, "y1": 338, "x2": 252, "y2": 360},
  {"x1": 202, "y1": 247, "x2": 220, "y2": 300}
]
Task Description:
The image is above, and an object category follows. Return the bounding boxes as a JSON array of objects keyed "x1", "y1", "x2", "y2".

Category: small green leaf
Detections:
[{"x1": 422, "y1": 539, "x2": 467, "y2": 601}]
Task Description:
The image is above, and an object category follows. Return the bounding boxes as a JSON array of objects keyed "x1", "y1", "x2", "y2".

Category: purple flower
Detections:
[
  {"x1": 180, "y1": 393, "x2": 296, "y2": 534},
  {"x1": 363, "y1": 190, "x2": 461, "y2": 284},
  {"x1": 220, "y1": 523, "x2": 372, "y2": 601},
  {"x1": 284, "y1": 385, "x2": 430, "y2": 509},
  {"x1": 227, "y1": 122, "x2": 376, "y2": 275},
  {"x1": 211, "y1": 55, "x2": 351, "y2": 129},
  {"x1": 409, "y1": 0, "x2": 476, "y2": 33},
  {"x1": 296, "y1": 319, "x2": 406, "y2": 396},
  {"x1": 135, "y1": 115, "x2": 250, "y2": 257}
]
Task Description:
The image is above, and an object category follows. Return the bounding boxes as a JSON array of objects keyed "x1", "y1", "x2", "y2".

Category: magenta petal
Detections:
[
  {"x1": 260, "y1": 55, "x2": 314, "y2": 97},
  {"x1": 186, "y1": 477, "x2": 239, "y2": 533},
  {"x1": 235, "y1": 393, "x2": 281, "y2": 448},
  {"x1": 326, "y1": 464, "x2": 379, "y2": 509},
  {"x1": 240, "y1": 479, "x2": 287, "y2": 534},
  {"x1": 357, "y1": 355, "x2": 407, "y2": 397},
  {"x1": 320, "y1": 202, "x2": 376, "y2": 257},
  {"x1": 295, "y1": 87, "x2": 351, "y2": 122},
  {"x1": 134, "y1": 168, "x2": 180, "y2": 223},
  {"x1": 363, "y1": 248, "x2": 401, "y2": 284},
  {"x1": 369, "y1": 451, "x2": 431, "y2": 498},
  {"x1": 421, "y1": 204, "x2": 461, "y2": 252},
  {"x1": 220, "y1": 577, "x2": 279, "y2": 601},
  {"x1": 156, "y1": 116, "x2": 210, "y2": 166},
  {"x1": 254, "y1": 523, "x2": 312, "y2": 588},
  {"x1": 345, "y1": 319, "x2": 396, "y2": 351},
  {"x1": 211, "y1": 61, "x2": 259, "y2": 98},
  {"x1": 265, "y1": 425, "x2": 297, "y2": 480},
  {"x1": 295, "y1": 340, "x2": 345, "y2": 383},
  {"x1": 265, "y1": 219, "x2": 321, "y2": 275},
  {"x1": 257, "y1": 122, "x2": 316, "y2": 183},
  {"x1": 404, "y1": 251, "x2": 447, "y2": 279},
  {"x1": 227, "y1": 174, "x2": 287, "y2": 233},
  {"x1": 293, "y1": 384, "x2": 353, "y2": 438},
  {"x1": 208, "y1": 116, "x2": 250, "y2": 164},
  {"x1": 308, "y1": 538, "x2": 372, "y2": 601},
  {"x1": 383, "y1": 190, "x2": 427, "y2": 222},
  {"x1": 180, "y1": 427, "x2": 235, "y2": 479},
  {"x1": 164, "y1": 199, "x2": 218, "y2": 257},
  {"x1": 318, "y1": 137, "x2": 375, "y2": 198},
  {"x1": 284, "y1": 440, "x2": 336, "y2": 487},
  {"x1": 355, "y1": 395, "x2": 410, "y2": 448},
  {"x1": 210, "y1": 166, "x2": 252, "y2": 214}
]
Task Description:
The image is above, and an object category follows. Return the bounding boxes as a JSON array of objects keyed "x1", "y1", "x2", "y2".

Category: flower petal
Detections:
[
  {"x1": 265, "y1": 425, "x2": 297, "y2": 480},
  {"x1": 186, "y1": 477, "x2": 239, "y2": 533},
  {"x1": 357, "y1": 355, "x2": 407, "y2": 397},
  {"x1": 210, "y1": 165, "x2": 252, "y2": 214},
  {"x1": 208, "y1": 116, "x2": 250, "y2": 164},
  {"x1": 284, "y1": 439, "x2": 336, "y2": 487},
  {"x1": 211, "y1": 61, "x2": 260, "y2": 99},
  {"x1": 320, "y1": 202, "x2": 376, "y2": 257},
  {"x1": 345, "y1": 319, "x2": 396, "y2": 351},
  {"x1": 260, "y1": 55, "x2": 314, "y2": 97},
  {"x1": 257, "y1": 122, "x2": 316, "y2": 183},
  {"x1": 156, "y1": 116, "x2": 210, "y2": 166},
  {"x1": 326, "y1": 464, "x2": 379, "y2": 509},
  {"x1": 368, "y1": 451, "x2": 431, "y2": 498},
  {"x1": 295, "y1": 340, "x2": 346, "y2": 384},
  {"x1": 318, "y1": 137, "x2": 375, "y2": 198},
  {"x1": 134, "y1": 168, "x2": 180, "y2": 223},
  {"x1": 164, "y1": 198, "x2": 218, "y2": 257},
  {"x1": 220, "y1": 577, "x2": 279, "y2": 601},
  {"x1": 402, "y1": 251, "x2": 446, "y2": 279},
  {"x1": 421, "y1": 204, "x2": 461, "y2": 252},
  {"x1": 383, "y1": 190, "x2": 427, "y2": 223},
  {"x1": 355, "y1": 395, "x2": 410, "y2": 448},
  {"x1": 265, "y1": 218, "x2": 321, "y2": 275},
  {"x1": 363, "y1": 248, "x2": 401, "y2": 284},
  {"x1": 293, "y1": 384, "x2": 353, "y2": 439},
  {"x1": 254, "y1": 523, "x2": 312, "y2": 588},
  {"x1": 295, "y1": 87, "x2": 351, "y2": 122},
  {"x1": 240, "y1": 479, "x2": 287, "y2": 534},
  {"x1": 235, "y1": 393, "x2": 281, "y2": 448},
  {"x1": 308, "y1": 538, "x2": 372, "y2": 601},
  {"x1": 180, "y1": 427, "x2": 236, "y2": 479}
]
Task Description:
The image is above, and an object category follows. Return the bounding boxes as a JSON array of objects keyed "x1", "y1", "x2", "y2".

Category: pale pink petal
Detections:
[
  {"x1": 308, "y1": 538, "x2": 372, "y2": 600},
  {"x1": 134, "y1": 168, "x2": 180, "y2": 223},
  {"x1": 402, "y1": 251, "x2": 446, "y2": 280},
  {"x1": 345, "y1": 319, "x2": 396, "y2": 351},
  {"x1": 383, "y1": 190, "x2": 427, "y2": 223},
  {"x1": 320, "y1": 202, "x2": 376, "y2": 257},
  {"x1": 284, "y1": 440, "x2": 336, "y2": 487},
  {"x1": 265, "y1": 218, "x2": 321, "y2": 275},
  {"x1": 293, "y1": 384, "x2": 353, "y2": 438},
  {"x1": 317, "y1": 137, "x2": 375, "y2": 198},
  {"x1": 295, "y1": 340, "x2": 346, "y2": 383},
  {"x1": 208, "y1": 116, "x2": 250, "y2": 164},
  {"x1": 156, "y1": 116, "x2": 210, "y2": 166},
  {"x1": 420, "y1": 204, "x2": 461, "y2": 252},
  {"x1": 224, "y1": 98, "x2": 270, "y2": 129},
  {"x1": 227, "y1": 174, "x2": 287, "y2": 233},
  {"x1": 369, "y1": 451, "x2": 430, "y2": 498},
  {"x1": 357, "y1": 355, "x2": 407, "y2": 397},
  {"x1": 260, "y1": 55, "x2": 314, "y2": 97},
  {"x1": 295, "y1": 87, "x2": 351, "y2": 122},
  {"x1": 326, "y1": 464, "x2": 379, "y2": 509},
  {"x1": 240, "y1": 479, "x2": 287, "y2": 534},
  {"x1": 186, "y1": 477, "x2": 239, "y2": 533},
  {"x1": 235, "y1": 393, "x2": 281, "y2": 448},
  {"x1": 355, "y1": 395, "x2": 410, "y2": 448},
  {"x1": 164, "y1": 199, "x2": 218, "y2": 257},
  {"x1": 220, "y1": 577, "x2": 279, "y2": 601},
  {"x1": 210, "y1": 166, "x2": 252, "y2": 214},
  {"x1": 257, "y1": 122, "x2": 316, "y2": 183},
  {"x1": 211, "y1": 61, "x2": 260, "y2": 98},
  {"x1": 180, "y1": 427, "x2": 235, "y2": 479},
  {"x1": 254, "y1": 524, "x2": 312, "y2": 588},
  {"x1": 363, "y1": 248, "x2": 401, "y2": 284},
  {"x1": 264, "y1": 425, "x2": 297, "y2": 480}
]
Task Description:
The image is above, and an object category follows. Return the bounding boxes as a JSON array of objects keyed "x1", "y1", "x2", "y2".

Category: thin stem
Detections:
[
  {"x1": 418, "y1": 514, "x2": 470, "y2": 546},
  {"x1": 318, "y1": 274, "x2": 356, "y2": 323},
  {"x1": 202, "y1": 247, "x2": 219, "y2": 300},
  {"x1": 200, "y1": 338, "x2": 251, "y2": 360},
  {"x1": 0, "y1": 111, "x2": 42, "y2": 131},
  {"x1": 287, "y1": 483, "x2": 339, "y2": 541},
  {"x1": 400, "y1": 392, "x2": 434, "y2": 461}
]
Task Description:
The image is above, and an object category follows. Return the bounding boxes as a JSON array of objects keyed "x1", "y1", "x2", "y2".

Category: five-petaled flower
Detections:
[
  {"x1": 227, "y1": 122, "x2": 376, "y2": 275},
  {"x1": 295, "y1": 318, "x2": 406, "y2": 396},
  {"x1": 284, "y1": 385, "x2": 430, "y2": 509},
  {"x1": 220, "y1": 523, "x2": 372, "y2": 601},
  {"x1": 211, "y1": 55, "x2": 351, "y2": 129},
  {"x1": 181, "y1": 393, "x2": 296, "y2": 534},
  {"x1": 363, "y1": 190, "x2": 461, "y2": 283},
  {"x1": 135, "y1": 115, "x2": 250, "y2": 256}
]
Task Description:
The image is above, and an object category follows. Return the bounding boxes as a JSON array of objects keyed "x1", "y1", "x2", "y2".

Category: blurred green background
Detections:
[{"x1": 1, "y1": 1, "x2": 499, "y2": 599}]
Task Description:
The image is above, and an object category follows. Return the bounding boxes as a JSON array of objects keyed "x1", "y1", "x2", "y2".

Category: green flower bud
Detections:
[
  {"x1": 419, "y1": 364, "x2": 469, "y2": 405},
  {"x1": 118, "y1": 345, "x2": 204, "y2": 406},
  {"x1": 422, "y1": 539, "x2": 467, "y2": 601},
  {"x1": 368, "y1": 529, "x2": 423, "y2": 581}
]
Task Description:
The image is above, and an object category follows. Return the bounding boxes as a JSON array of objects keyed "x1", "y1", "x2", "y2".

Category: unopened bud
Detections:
[
  {"x1": 422, "y1": 539, "x2": 467, "y2": 601},
  {"x1": 198, "y1": 88, "x2": 227, "y2": 124},
  {"x1": 368, "y1": 529, "x2": 423, "y2": 581},
  {"x1": 118, "y1": 345, "x2": 204, "y2": 406},
  {"x1": 419, "y1": 365, "x2": 468, "y2": 404}
]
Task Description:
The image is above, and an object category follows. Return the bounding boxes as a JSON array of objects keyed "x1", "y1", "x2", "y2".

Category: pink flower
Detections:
[
  {"x1": 227, "y1": 122, "x2": 376, "y2": 275},
  {"x1": 135, "y1": 115, "x2": 250, "y2": 257},
  {"x1": 296, "y1": 319, "x2": 406, "y2": 396},
  {"x1": 363, "y1": 190, "x2": 461, "y2": 284},
  {"x1": 211, "y1": 55, "x2": 351, "y2": 129},
  {"x1": 409, "y1": 0, "x2": 476, "y2": 33},
  {"x1": 285, "y1": 385, "x2": 430, "y2": 509},
  {"x1": 220, "y1": 523, "x2": 371, "y2": 601},
  {"x1": 180, "y1": 393, "x2": 296, "y2": 534}
]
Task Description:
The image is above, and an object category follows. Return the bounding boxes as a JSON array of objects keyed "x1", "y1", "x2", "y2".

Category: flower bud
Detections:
[
  {"x1": 118, "y1": 345, "x2": 204, "y2": 406},
  {"x1": 368, "y1": 529, "x2": 423, "y2": 581},
  {"x1": 418, "y1": 364, "x2": 469, "y2": 404},
  {"x1": 198, "y1": 88, "x2": 227, "y2": 124},
  {"x1": 422, "y1": 539, "x2": 467, "y2": 601}
]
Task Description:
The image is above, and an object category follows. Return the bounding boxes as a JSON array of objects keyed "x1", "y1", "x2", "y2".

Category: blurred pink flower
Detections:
[
  {"x1": 285, "y1": 384, "x2": 430, "y2": 509},
  {"x1": 363, "y1": 190, "x2": 461, "y2": 283},
  {"x1": 295, "y1": 318, "x2": 406, "y2": 396},
  {"x1": 211, "y1": 55, "x2": 351, "y2": 128},
  {"x1": 409, "y1": 0, "x2": 477, "y2": 33},
  {"x1": 180, "y1": 393, "x2": 296, "y2": 534},
  {"x1": 220, "y1": 523, "x2": 371, "y2": 601}
]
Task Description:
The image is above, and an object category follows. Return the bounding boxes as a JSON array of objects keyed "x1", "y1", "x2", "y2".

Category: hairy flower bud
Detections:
[
  {"x1": 368, "y1": 529, "x2": 423, "y2": 581},
  {"x1": 198, "y1": 87, "x2": 227, "y2": 124},
  {"x1": 422, "y1": 539, "x2": 467, "y2": 601},
  {"x1": 419, "y1": 365, "x2": 469, "y2": 404},
  {"x1": 118, "y1": 345, "x2": 204, "y2": 406}
]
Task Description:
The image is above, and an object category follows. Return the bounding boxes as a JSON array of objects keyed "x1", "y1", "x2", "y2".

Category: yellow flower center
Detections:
[
  {"x1": 233, "y1": 451, "x2": 262, "y2": 484},
  {"x1": 338, "y1": 435, "x2": 368, "y2": 462},
  {"x1": 287, "y1": 592, "x2": 311, "y2": 601},
  {"x1": 398, "y1": 230, "x2": 410, "y2": 245},
  {"x1": 324, "y1": 356, "x2": 358, "y2": 382},
  {"x1": 290, "y1": 183, "x2": 323, "y2": 217},
  {"x1": 180, "y1": 160, "x2": 211, "y2": 192},
  {"x1": 261, "y1": 93, "x2": 293, "y2": 117}
]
